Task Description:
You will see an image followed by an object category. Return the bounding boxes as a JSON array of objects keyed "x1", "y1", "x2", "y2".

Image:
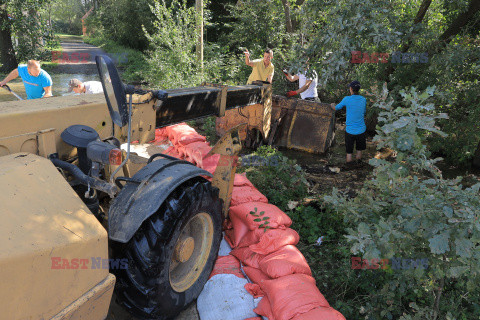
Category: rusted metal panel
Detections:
[
  {"x1": 271, "y1": 95, "x2": 335, "y2": 154},
  {"x1": 216, "y1": 83, "x2": 272, "y2": 145}
]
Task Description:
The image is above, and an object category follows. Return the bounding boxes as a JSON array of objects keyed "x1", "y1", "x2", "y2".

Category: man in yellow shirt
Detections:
[{"x1": 244, "y1": 48, "x2": 274, "y2": 84}]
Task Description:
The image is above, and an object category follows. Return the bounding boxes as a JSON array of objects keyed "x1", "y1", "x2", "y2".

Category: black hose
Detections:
[{"x1": 50, "y1": 157, "x2": 118, "y2": 197}]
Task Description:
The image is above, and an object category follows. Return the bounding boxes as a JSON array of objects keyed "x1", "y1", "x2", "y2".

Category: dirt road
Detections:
[{"x1": 50, "y1": 35, "x2": 108, "y2": 75}]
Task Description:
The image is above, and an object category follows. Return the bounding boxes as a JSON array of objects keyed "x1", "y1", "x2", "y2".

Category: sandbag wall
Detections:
[{"x1": 154, "y1": 123, "x2": 345, "y2": 320}]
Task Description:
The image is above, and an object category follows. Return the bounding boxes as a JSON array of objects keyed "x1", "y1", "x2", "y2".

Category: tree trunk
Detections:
[
  {"x1": 0, "y1": 6, "x2": 18, "y2": 72},
  {"x1": 280, "y1": 0, "x2": 294, "y2": 33},
  {"x1": 438, "y1": 0, "x2": 480, "y2": 45}
]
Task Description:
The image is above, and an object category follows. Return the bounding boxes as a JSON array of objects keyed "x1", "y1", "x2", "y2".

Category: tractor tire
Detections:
[{"x1": 112, "y1": 178, "x2": 223, "y2": 320}]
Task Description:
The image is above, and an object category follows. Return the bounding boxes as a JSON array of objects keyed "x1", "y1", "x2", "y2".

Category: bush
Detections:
[
  {"x1": 83, "y1": 34, "x2": 148, "y2": 84},
  {"x1": 324, "y1": 86, "x2": 480, "y2": 319},
  {"x1": 238, "y1": 146, "x2": 309, "y2": 211}
]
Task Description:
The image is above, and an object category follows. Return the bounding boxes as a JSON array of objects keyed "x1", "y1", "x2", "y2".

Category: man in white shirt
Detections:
[
  {"x1": 68, "y1": 79, "x2": 103, "y2": 94},
  {"x1": 283, "y1": 67, "x2": 319, "y2": 102}
]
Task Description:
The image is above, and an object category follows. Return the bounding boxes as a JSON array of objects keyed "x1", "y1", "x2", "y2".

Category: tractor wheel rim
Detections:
[{"x1": 169, "y1": 212, "x2": 214, "y2": 292}]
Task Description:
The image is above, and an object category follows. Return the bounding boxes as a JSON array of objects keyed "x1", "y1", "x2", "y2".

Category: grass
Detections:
[
  {"x1": 55, "y1": 33, "x2": 84, "y2": 43},
  {"x1": 83, "y1": 35, "x2": 148, "y2": 83}
]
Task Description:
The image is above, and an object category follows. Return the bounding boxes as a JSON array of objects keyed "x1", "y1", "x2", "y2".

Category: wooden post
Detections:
[{"x1": 195, "y1": 0, "x2": 204, "y2": 75}]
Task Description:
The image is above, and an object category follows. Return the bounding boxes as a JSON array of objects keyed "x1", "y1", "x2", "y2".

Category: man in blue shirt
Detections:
[
  {"x1": 0, "y1": 60, "x2": 52, "y2": 99},
  {"x1": 331, "y1": 80, "x2": 367, "y2": 163}
]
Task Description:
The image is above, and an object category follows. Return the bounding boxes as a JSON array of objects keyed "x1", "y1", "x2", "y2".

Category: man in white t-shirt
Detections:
[
  {"x1": 68, "y1": 79, "x2": 104, "y2": 94},
  {"x1": 283, "y1": 67, "x2": 319, "y2": 102}
]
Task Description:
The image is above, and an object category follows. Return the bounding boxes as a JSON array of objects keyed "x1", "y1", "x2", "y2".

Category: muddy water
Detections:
[{"x1": 0, "y1": 73, "x2": 101, "y2": 102}]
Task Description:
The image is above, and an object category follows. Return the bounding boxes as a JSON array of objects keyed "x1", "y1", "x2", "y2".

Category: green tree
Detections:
[
  {"x1": 325, "y1": 86, "x2": 480, "y2": 319},
  {"x1": 0, "y1": 0, "x2": 54, "y2": 71},
  {"x1": 95, "y1": 0, "x2": 156, "y2": 50}
]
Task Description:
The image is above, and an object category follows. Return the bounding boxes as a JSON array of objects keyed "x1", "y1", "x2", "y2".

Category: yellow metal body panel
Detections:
[
  {"x1": 51, "y1": 274, "x2": 115, "y2": 320},
  {"x1": 0, "y1": 94, "x2": 156, "y2": 159},
  {"x1": 0, "y1": 153, "x2": 112, "y2": 320}
]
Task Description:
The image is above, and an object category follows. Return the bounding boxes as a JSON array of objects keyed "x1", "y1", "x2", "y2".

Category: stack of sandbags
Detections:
[
  {"x1": 153, "y1": 124, "x2": 221, "y2": 172},
  {"x1": 153, "y1": 123, "x2": 345, "y2": 320}
]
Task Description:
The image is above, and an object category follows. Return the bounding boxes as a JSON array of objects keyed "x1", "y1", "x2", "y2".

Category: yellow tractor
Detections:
[{"x1": 0, "y1": 56, "x2": 269, "y2": 320}]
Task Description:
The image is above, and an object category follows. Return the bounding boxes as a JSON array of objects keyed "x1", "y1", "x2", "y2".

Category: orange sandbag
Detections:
[
  {"x1": 230, "y1": 188, "x2": 268, "y2": 207},
  {"x1": 230, "y1": 247, "x2": 265, "y2": 269},
  {"x1": 259, "y1": 245, "x2": 311, "y2": 278},
  {"x1": 183, "y1": 142, "x2": 212, "y2": 165},
  {"x1": 174, "y1": 145, "x2": 187, "y2": 158},
  {"x1": 209, "y1": 255, "x2": 244, "y2": 279},
  {"x1": 243, "y1": 266, "x2": 271, "y2": 285},
  {"x1": 236, "y1": 228, "x2": 265, "y2": 248},
  {"x1": 163, "y1": 146, "x2": 181, "y2": 158},
  {"x1": 260, "y1": 274, "x2": 330, "y2": 320},
  {"x1": 237, "y1": 228, "x2": 300, "y2": 255},
  {"x1": 201, "y1": 154, "x2": 220, "y2": 174},
  {"x1": 245, "y1": 283, "x2": 264, "y2": 298},
  {"x1": 224, "y1": 213, "x2": 250, "y2": 248},
  {"x1": 234, "y1": 173, "x2": 254, "y2": 187},
  {"x1": 166, "y1": 123, "x2": 197, "y2": 144},
  {"x1": 155, "y1": 127, "x2": 168, "y2": 139},
  {"x1": 254, "y1": 297, "x2": 276, "y2": 320},
  {"x1": 229, "y1": 202, "x2": 291, "y2": 230},
  {"x1": 291, "y1": 307, "x2": 346, "y2": 320},
  {"x1": 177, "y1": 132, "x2": 206, "y2": 146}
]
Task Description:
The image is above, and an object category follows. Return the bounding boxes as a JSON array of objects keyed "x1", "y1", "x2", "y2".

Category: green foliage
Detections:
[
  {"x1": 140, "y1": 0, "x2": 200, "y2": 88},
  {"x1": 50, "y1": 0, "x2": 85, "y2": 35},
  {"x1": 324, "y1": 87, "x2": 480, "y2": 318},
  {"x1": 239, "y1": 146, "x2": 308, "y2": 211},
  {"x1": 4, "y1": 0, "x2": 55, "y2": 62},
  {"x1": 95, "y1": 0, "x2": 156, "y2": 50},
  {"x1": 83, "y1": 34, "x2": 148, "y2": 83},
  {"x1": 249, "y1": 207, "x2": 271, "y2": 231},
  {"x1": 201, "y1": 116, "x2": 217, "y2": 144}
]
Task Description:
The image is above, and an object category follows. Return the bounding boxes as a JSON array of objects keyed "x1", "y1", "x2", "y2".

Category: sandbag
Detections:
[
  {"x1": 260, "y1": 274, "x2": 330, "y2": 320},
  {"x1": 175, "y1": 145, "x2": 187, "y2": 158},
  {"x1": 197, "y1": 274, "x2": 257, "y2": 320},
  {"x1": 183, "y1": 142, "x2": 212, "y2": 165},
  {"x1": 234, "y1": 173, "x2": 254, "y2": 187},
  {"x1": 253, "y1": 297, "x2": 276, "y2": 320},
  {"x1": 209, "y1": 255, "x2": 244, "y2": 279},
  {"x1": 229, "y1": 202, "x2": 291, "y2": 230},
  {"x1": 243, "y1": 266, "x2": 271, "y2": 285},
  {"x1": 201, "y1": 154, "x2": 220, "y2": 174},
  {"x1": 163, "y1": 146, "x2": 181, "y2": 158},
  {"x1": 177, "y1": 132, "x2": 207, "y2": 146},
  {"x1": 154, "y1": 127, "x2": 169, "y2": 142},
  {"x1": 291, "y1": 307, "x2": 346, "y2": 320},
  {"x1": 237, "y1": 228, "x2": 300, "y2": 255},
  {"x1": 230, "y1": 188, "x2": 268, "y2": 208},
  {"x1": 231, "y1": 247, "x2": 265, "y2": 269},
  {"x1": 224, "y1": 213, "x2": 250, "y2": 248},
  {"x1": 259, "y1": 245, "x2": 311, "y2": 279},
  {"x1": 166, "y1": 123, "x2": 198, "y2": 144},
  {"x1": 245, "y1": 283, "x2": 265, "y2": 298}
]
